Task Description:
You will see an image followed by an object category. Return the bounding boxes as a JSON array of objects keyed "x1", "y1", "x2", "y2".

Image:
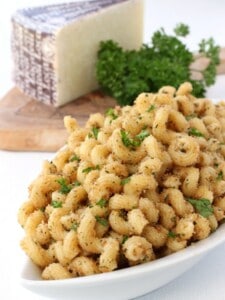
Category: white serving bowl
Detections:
[{"x1": 20, "y1": 222, "x2": 225, "y2": 300}]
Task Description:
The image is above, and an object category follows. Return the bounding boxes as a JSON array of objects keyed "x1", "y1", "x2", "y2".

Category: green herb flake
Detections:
[
  {"x1": 106, "y1": 108, "x2": 118, "y2": 120},
  {"x1": 185, "y1": 113, "x2": 197, "y2": 121},
  {"x1": 69, "y1": 154, "x2": 81, "y2": 162},
  {"x1": 120, "y1": 129, "x2": 149, "y2": 149},
  {"x1": 92, "y1": 127, "x2": 99, "y2": 140},
  {"x1": 188, "y1": 127, "x2": 205, "y2": 138},
  {"x1": 121, "y1": 235, "x2": 129, "y2": 244},
  {"x1": 146, "y1": 104, "x2": 155, "y2": 113},
  {"x1": 71, "y1": 222, "x2": 79, "y2": 231},
  {"x1": 216, "y1": 171, "x2": 223, "y2": 181},
  {"x1": 51, "y1": 200, "x2": 63, "y2": 208},
  {"x1": 121, "y1": 177, "x2": 131, "y2": 185},
  {"x1": 168, "y1": 231, "x2": 177, "y2": 238},
  {"x1": 187, "y1": 198, "x2": 213, "y2": 218},
  {"x1": 57, "y1": 178, "x2": 72, "y2": 194},
  {"x1": 73, "y1": 181, "x2": 81, "y2": 187},
  {"x1": 120, "y1": 130, "x2": 137, "y2": 148},
  {"x1": 135, "y1": 129, "x2": 150, "y2": 142},
  {"x1": 82, "y1": 165, "x2": 100, "y2": 174},
  {"x1": 95, "y1": 216, "x2": 108, "y2": 226},
  {"x1": 96, "y1": 198, "x2": 108, "y2": 208}
]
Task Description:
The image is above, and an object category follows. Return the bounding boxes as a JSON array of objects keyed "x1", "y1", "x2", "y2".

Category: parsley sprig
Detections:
[
  {"x1": 95, "y1": 216, "x2": 108, "y2": 226},
  {"x1": 106, "y1": 108, "x2": 118, "y2": 120},
  {"x1": 57, "y1": 178, "x2": 81, "y2": 194},
  {"x1": 57, "y1": 178, "x2": 72, "y2": 194},
  {"x1": 216, "y1": 171, "x2": 223, "y2": 181},
  {"x1": 187, "y1": 198, "x2": 213, "y2": 218},
  {"x1": 89, "y1": 127, "x2": 99, "y2": 139},
  {"x1": 69, "y1": 154, "x2": 80, "y2": 162},
  {"x1": 82, "y1": 165, "x2": 100, "y2": 174},
  {"x1": 188, "y1": 127, "x2": 205, "y2": 137},
  {"x1": 121, "y1": 177, "x2": 131, "y2": 185},
  {"x1": 96, "y1": 198, "x2": 108, "y2": 208},
  {"x1": 96, "y1": 24, "x2": 219, "y2": 106},
  {"x1": 51, "y1": 200, "x2": 62, "y2": 208},
  {"x1": 121, "y1": 129, "x2": 149, "y2": 149}
]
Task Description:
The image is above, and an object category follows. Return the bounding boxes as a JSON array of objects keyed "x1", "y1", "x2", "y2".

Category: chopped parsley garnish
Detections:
[
  {"x1": 95, "y1": 216, "x2": 108, "y2": 226},
  {"x1": 51, "y1": 200, "x2": 62, "y2": 208},
  {"x1": 82, "y1": 165, "x2": 100, "y2": 174},
  {"x1": 187, "y1": 198, "x2": 213, "y2": 218},
  {"x1": 121, "y1": 129, "x2": 149, "y2": 149},
  {"x1": 121, "y1": 177, "x2": 131, "y2": 185},
  {"x1": 185, "y1": 113, "x2": 197, "y2": 121},
  {"x1": 146, "y1": 104, "x2": 155, "y2": 112},
  {"x1": 57, "y1": 178, "x2": 72, "y2": 194},
  {"x1": 71, "y1": 222, "x2": 79, "y2": 231},
  {"x1": 135, "y1": 129, "x2": 150, "y2": 142},
  {"x1": 188, "y1": 127, "x2": 205, "y2": 137},
  {"x1": 106, "y1": 108, "x2": 118, "y2": 120},
  {"x1": 96, "y1": 198, "x2": 108, "y2": 208},
  {"x1": 92, "y1": 127, "x2": 99, "y2": 139},
  {"x1": 69, "y1": 154, "x2": 81, "y2": 162},
  {"x1": 216, "y1": 171, "x2": 223, "y2": 181},
  {"x1": 121, "y1": 235, "x2": 129, "y2": 244},
  {"x1": 167, "y1": 231, "x2": 177, "y2": 238},
  {"x1": 57, "y1": 178, "x2": 81, "y2": 194}
]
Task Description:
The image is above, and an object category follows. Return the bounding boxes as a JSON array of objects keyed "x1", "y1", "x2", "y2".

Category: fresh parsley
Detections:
[
  {"x1": 121, "y1": 177, "x2": 131, "y2": 185},
  {"x1": 73, "y1": 181, "x2": 81, "y2": 186},
  {"x1": 146, "y1": 104, "x2": 155, "y2": 112},
  {"x1": 57, "y1": 178, "x2": 81, "y2": 194},
  {"x1": 167, "y1": 231, "x2": 177, "y2": 238},
  {"x1": 95, "y1": 216, "x2": 108, "y2": 226},
  {"x1": 51, "y1": 200, "x2": 62, "y2": 208},
  {"x1": 185, "y1": 113, "x2": 197, "y2": 121},
  {"x1": 82, "y1": 165, "x2": 100, "y2": 173},
  {"x1": 96, "y1": 198, "x2": 108, "y2": 208},
  {"x1": 57, "y1": 178, "x2": 72, "y2": 194},
  {"x1": 69, "y1": 154, "x2": 81, "y2": 162},
  {"x1": 216, "y1": 171, "x2": 223, "y2": 181},
  {"x1": 121, "y1": 235, "x2": 129, "y2": 244},
  {"x1": 188, "y1": 127, "x2": 205, "y2": 137},
  {"x1": 71, "y1": 222, "x2": 79, "y2": 231},
  {"x1": 96, "y1": 24, "x2": 219, "y2": 106},
  {"x1": 92, "y1": 127, "x2": 99, "y2": 139},
  {"x1": 135, "y1": 129, "x2": 150, "y2": 142},
  {"x1": 187, "y1": 198, "x2": 213, "y2": 218},
  {"x1": 106, "y1": 108, "x2": 118, "y2": 120},
  {"x1": 174, "y1": 23, "x2": 189, "y2": 37},
  {"x1": 121, "y1": 129, "x2": 149, "y2": 149}
]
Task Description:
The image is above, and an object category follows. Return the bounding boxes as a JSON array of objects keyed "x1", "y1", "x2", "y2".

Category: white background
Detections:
[{"x1": 0, "y1": 1, "x2": 225, "y2": 299}]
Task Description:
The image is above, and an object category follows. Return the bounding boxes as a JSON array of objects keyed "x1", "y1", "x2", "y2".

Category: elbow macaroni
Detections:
[{"x1": 18, "y1": 82, "x2": 225, "y2": 280}]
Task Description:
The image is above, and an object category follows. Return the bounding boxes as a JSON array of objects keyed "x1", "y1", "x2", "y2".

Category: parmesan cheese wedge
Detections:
[{"x1": 12, "y1": 0, "x2": 144, "y2": 106}]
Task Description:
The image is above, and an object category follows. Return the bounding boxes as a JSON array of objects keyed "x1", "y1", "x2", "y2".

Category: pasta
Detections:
[{"x1": 18, "y1": 82, "x2": 225, "y2": 280}]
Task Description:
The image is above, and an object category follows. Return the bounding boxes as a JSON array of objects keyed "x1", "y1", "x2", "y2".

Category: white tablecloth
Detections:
[{"x1": 0, "y1": 1, "x2": 225, "y2": 299}]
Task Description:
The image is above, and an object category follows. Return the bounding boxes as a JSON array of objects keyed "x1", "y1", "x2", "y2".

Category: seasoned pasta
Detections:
[{"x1": 18, "y1": 82, "x2": 225, "y2": 280}]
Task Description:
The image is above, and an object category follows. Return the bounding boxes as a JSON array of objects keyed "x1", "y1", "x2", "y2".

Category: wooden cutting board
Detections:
[{"x1": 0, "y1": 88, "x2": 116, "y2": 151}]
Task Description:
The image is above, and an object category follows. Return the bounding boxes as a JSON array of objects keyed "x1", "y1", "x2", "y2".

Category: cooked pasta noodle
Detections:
[{"x1": 18, "y1": 82, "x2": 225, "y2": 280}]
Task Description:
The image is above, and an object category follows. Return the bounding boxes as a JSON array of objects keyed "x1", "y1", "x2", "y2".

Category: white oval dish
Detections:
[{"x1": 20, "y1": 222, "x2": 225, "y2": 300}]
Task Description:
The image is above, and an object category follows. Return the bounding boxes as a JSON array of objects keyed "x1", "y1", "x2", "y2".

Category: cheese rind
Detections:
[{"x1": 12, "y1": 0, "x2": 144, "y2": 106}]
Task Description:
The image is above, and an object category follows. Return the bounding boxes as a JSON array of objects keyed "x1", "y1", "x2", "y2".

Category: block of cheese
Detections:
[{"x1": 11, "y1": 0, "x2": 144, "y2": 107}]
